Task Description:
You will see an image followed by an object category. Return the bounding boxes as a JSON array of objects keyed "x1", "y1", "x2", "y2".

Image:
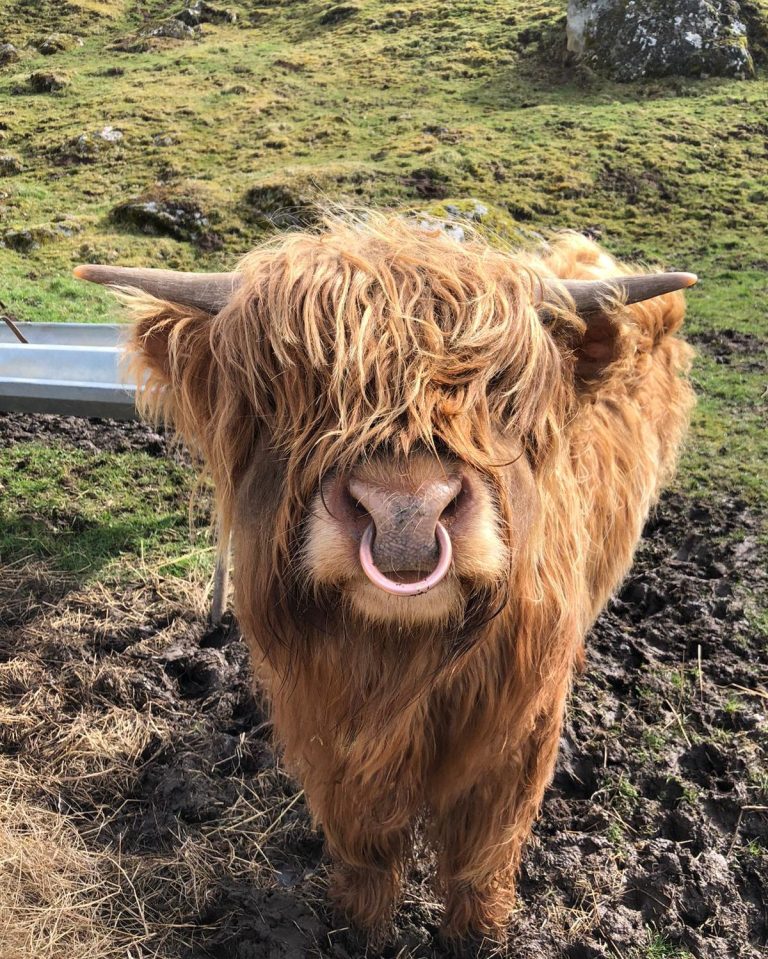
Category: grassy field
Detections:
[{"x1": 1, "y1": 2, "x2": 767, "y2": 957}]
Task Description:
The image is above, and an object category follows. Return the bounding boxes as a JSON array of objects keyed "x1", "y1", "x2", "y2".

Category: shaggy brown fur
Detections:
[{"x1": 124, "y1": 215, "x2": 694, "y2": 938}]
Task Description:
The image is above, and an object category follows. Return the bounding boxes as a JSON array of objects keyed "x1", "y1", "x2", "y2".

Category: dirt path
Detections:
[{"x1": 0, "y1": 413, "x2": 766, "y2": 958}]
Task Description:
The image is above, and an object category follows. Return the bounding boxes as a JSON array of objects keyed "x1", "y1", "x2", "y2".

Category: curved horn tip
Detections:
[
  {"x1": 73, "y1": 264, "x2": 111, "y2": 284},
  {"x1": 679, "y1": 272, "x2": 698, "y2": 288}
]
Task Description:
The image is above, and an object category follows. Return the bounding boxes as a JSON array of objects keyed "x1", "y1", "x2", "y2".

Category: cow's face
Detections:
[
  {"x1": 232, "y1": 433, "x2": 538, "y2": 632},
  {"x1": 212, "y1": 221, "x2": 572, "y2": 635}
]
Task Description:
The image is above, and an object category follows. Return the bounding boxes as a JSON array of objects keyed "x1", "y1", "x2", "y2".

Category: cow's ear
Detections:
[
  {"x1": 538, "y1": 271, "x2": 696, "y2": 385},
  {"x1": 539, "y1": 297, "x2": 628, "y2": 386},
  {"x1": 572, "y1": 310, "x2": 625, "y2": 382},
  {"x1": 125, "y1": 296, "x2": 215, "y2": 425}
]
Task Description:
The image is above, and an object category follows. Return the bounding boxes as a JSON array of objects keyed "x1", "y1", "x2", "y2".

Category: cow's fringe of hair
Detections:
[{"x1": 123, "y1": 212, "x2": 694, "y2": 937}]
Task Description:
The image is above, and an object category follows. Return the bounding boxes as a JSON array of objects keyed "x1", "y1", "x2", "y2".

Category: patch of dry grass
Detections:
[
  {"x1": 0, "y1": 563, "x2": 295, "y2": 958},
  {"x1": 0, "y1": 798, "x2": 145, "y2": 959}
]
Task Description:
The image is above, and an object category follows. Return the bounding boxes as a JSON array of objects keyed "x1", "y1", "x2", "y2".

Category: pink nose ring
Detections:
[{"x1": 359, "y1": 522, "x2": 453, "y2": 596}]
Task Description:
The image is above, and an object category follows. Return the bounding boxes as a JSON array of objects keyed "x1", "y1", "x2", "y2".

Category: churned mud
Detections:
[{"x1": 0, "y1": 413, "x2": 766, "y2": 959}]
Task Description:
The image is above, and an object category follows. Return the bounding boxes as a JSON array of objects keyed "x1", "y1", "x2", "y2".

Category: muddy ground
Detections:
[{"x1": 1, "y1": 412, "x2": 766, "y2": 959}]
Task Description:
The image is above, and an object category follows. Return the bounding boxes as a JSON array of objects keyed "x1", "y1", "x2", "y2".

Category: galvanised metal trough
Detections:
[
  {"x1": 0, "y1": 318, "x2": 229, "y2": 622},
  {"x1": 0, "y1": 322, "x2": 136, "y2": 419}
]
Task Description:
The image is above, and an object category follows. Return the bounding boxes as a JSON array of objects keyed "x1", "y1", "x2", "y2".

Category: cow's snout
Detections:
[
  {"x1": 307, "y1": 457, "x2": 510, "y2": 615},
  {"x1": 347, "y1": 476, "x2": 462, "y2": 571},
  {"x1": 340, "y1": 475, "x2": 462, "y2": 594}
]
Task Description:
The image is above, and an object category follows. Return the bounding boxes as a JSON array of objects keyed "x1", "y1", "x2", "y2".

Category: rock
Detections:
[
  {"x1": 442, "y1": 223, "x2": 465, "y2": 242},
  {"x1": 566, "y1": 1, "x2": 755, "y2": 81},
  {"x1": 402, "y1": 166, "x2": 450, "y2": 199},
  {"x1": 414, "y1": 214, "x2": 467, "y2": 244},
  {"x1": 57, "y1": 127, "x2": 124, "y2": 164},
  {"x1": 50, "y1": 214, "x2": 83, "y2": 237},
  {"x1": 174, "y1": 1, "x2": 237, "y2": 26},
  {"x1": 245, "y1": 164, "x2": 381, "y2": 228},
  {"x1": 0, "y1": 154, "x2": 22, "y2": 175},
  {"x1": 36, "y1": 33, "x2": 83, "y2": 55},
  {"x1": 0, "y1": 43, "x2": 20, "y2": 67},
  {"x1": 319, "y1": 4, "x2": 360, "y2": 26},
  {"x1": 112, "y1": 16, "x2": 202, "y2": 52},
  {"x1": 445, "y1": 199, "x2": 489, "y2": 222},
  {"x1": 111, "y1": 188, "x2": 220, "y2": 246},
  {"x1": 27, "y1": 71, "x2": 69, "y2": 93},
  {"x1": 2, "y1": 226, "x2": 56, "y2": 252},
  {"x1": 245, "y1": 182, "x2": 310, "y2": 227},
  {"x1": 98, "y1": 125, "x2": 123, "y2": 143},
  {"x1": 147, "y1": 19, "x2": 199, "y2": 41}
]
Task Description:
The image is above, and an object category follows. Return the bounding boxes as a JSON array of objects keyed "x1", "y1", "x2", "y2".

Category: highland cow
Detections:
[{"x1": 75, "y1": 216, "x2": 695, "y2": 938}]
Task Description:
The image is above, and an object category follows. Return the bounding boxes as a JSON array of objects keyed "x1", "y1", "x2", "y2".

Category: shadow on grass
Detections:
[{"x1": 0, "y1": 513, "x2": 186, "y2": 579}]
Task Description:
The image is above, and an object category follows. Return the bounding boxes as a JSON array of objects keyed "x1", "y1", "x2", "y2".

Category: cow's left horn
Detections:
[
  {"x1": 73, "y1": 265, "x2": 242, "y2": 315},
  {"x1": 542, "y1": 273, "x2": 697, "y2": 314}
]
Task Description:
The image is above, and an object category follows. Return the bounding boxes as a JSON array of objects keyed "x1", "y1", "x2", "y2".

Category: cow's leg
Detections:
[
  {"x1": 431, "y1": 709, "x2": 563, "y2": 939},
  {"x1": 320, "y1": 793, "x2": 414, "y2": 930},
  {"x1": 326, "y1": 824, "x2": 412, "y2": 930}
]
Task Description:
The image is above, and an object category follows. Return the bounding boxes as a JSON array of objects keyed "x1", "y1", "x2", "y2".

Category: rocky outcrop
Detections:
[
  {"x1": 112, "y1": 2, "x2": 236, "y2": 52},
  {"x1": 0, "y1": 43, "x2": 20, "y2": 67},
  {"x1": 57, "y1": 127, "x2": 124, "y2": 165},
  {"x1": 175, "y1": 2, "x2": 237, "y2": 26},
  {"x1": 111, "y1": 186, "x2": 222, "y2": 248},
  {"x1": 147, "y1": 19, "x2": 198, "y2": 41},
  {"x1": 567, "y1": 1, "x2": 755, "y2": 80},
  {"x1": 36, "y1": 33, "x2": 83, "y2": 55}
]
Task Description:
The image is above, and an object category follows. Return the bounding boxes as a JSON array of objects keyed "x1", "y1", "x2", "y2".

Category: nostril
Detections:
[
  {"x1": 439, "y1": 478, "x2": 469, "y2": 524},
  {"x1": 440, "y1": 489, "x2": 463, "y2": 520},
  {"x1": 341, "y1": 481, "x2": 372, "y2": 524}
]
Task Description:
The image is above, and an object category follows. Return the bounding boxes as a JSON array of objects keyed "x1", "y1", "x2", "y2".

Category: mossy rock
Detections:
[
  {"x1": 319, "y1": 4, "x2": 360, "y2": 26},
  {"x1": 2, "y1": 226, "x2": 57, "y2": 253},
  {"x1": 741, "y1": 0, "x2": 768, "y2": 64},
  {"x1": 111, "y1": 183, "x2": 223, "y2": 248},
  {"x1": 0, "y1": 154, "x2": 23, "y2": 175},
  {"x1": 401, "y1": 166, "x2": 452, "y2": 200},
  {"x1": 567, "y1": 0, "x2": 756, "y2": 81},
  {"x1": 243, "y1": 164, "x2": 384, "y2": 228},
  {"x1": 36, "y1": 33, "x2": 83, "y2": 55},
  {"x1": 0, "y1": 43, "x2": 20, "y2": 67},
  {"x1": 26, "y1": 70, "x2": 70, "y2": 93},
  {"x1": 419, "y1": 199, "x2": 529, "y2": 247},
  {"x1": 146, "y1": 19, "x2": 199, "y2": 41},
  {"x1": 56, "y1": 127, "x2": 124, "y2": 165},
  {"x1": 174, "y1": 1, "x2": 237, "y2": 26}
]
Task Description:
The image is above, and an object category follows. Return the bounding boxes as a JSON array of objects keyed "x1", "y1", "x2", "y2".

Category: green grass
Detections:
[
  {"x1": 0, "y1": 442, "x2": 210, "y2": 577},
  {"x1": 0, "y1": 0, "x2": 767, "y2": 581},
  {"x1": 638, "y1": 933, "x2": 695, "y2": 959}
]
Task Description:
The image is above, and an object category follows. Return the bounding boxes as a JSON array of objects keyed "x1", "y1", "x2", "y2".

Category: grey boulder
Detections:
[{"x1": 567, "y1": 0, "x2": 755, "y2": 80}]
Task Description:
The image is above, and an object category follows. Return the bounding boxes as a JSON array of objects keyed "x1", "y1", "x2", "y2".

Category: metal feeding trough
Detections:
[
  {"x1": 0, "y1": 318, "x2": 229, "y2": 622},
  {"x1": 0, "y1": 321, "x2": 135, "y2": 419}
]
